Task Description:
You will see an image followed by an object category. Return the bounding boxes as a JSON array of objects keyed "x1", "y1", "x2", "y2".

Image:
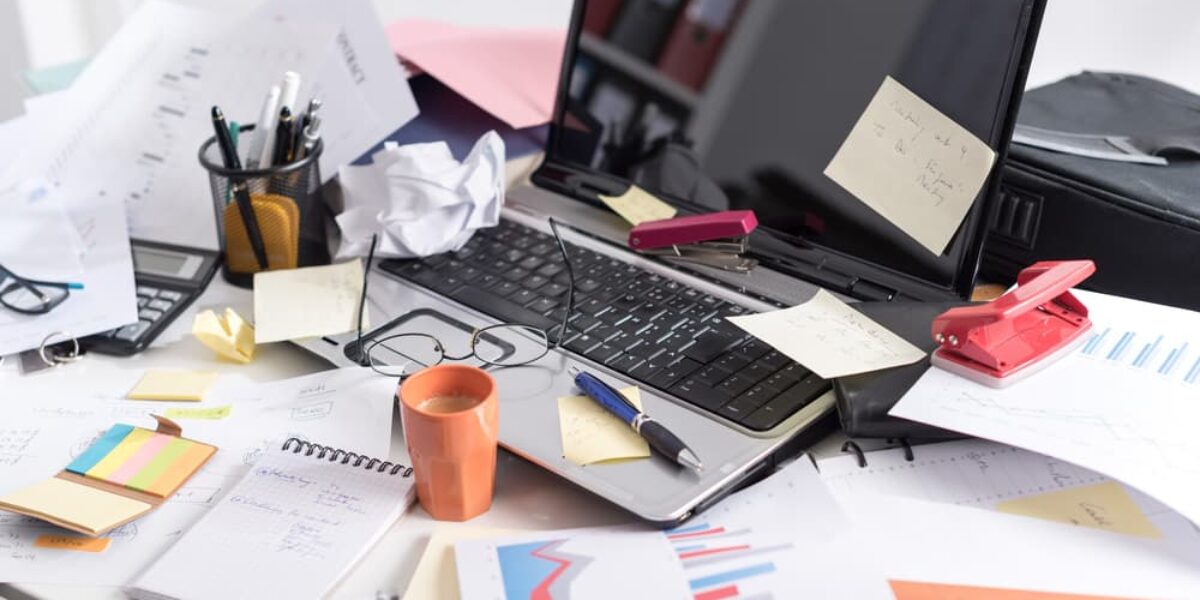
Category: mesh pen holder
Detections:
[{"x1": 199, "y1": 126, "x2": 330, "y2": 288}]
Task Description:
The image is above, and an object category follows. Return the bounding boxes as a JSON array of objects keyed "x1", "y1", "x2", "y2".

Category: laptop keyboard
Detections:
[{"x1": 379, "y1": 220, "x2": 830, "y2": 432}]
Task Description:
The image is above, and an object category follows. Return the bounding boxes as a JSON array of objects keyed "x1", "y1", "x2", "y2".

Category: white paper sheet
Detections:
[
  {"x1": 727, "y1": 289, "x2": 925, "y2": 378},
  {"x1": 824, "y1": 76, "x2": 997, "y2": 255},
  {"x1": 840, "y1": 493, "x2": 1200, "y2": 598},
  {"x1": 0, "y1": 178, "x2": 84, "y2": 281},
  {"x1": 0, "y1": 367, "x2": 395, "y2": 586},
  {"x1": 253, "y1": 260, "x2": 366, "y2": 344},
  {"x1": 891, "y1": 289, "x2": 1200, "y2": 527},
  {"x1": 455, "y1": 458, "x2": 892, "y2": 600}
]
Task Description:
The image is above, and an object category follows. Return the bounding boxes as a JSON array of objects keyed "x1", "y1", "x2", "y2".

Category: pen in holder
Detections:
[{"x1": 198, "y1": 124, "x2": 329, "y2": 288}]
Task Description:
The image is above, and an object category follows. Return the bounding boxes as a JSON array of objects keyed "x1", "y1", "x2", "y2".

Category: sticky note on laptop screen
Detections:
[
  {"x1": 823, "y1": 75, "x2": 997, "y2": 255},
  {"x1": 65, "y1": 424, "x2": 215, "y2": 498}
]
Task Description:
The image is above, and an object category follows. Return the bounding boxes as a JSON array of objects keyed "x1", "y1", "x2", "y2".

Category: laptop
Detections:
[{"x1": 298, "y1": 0, "x2": 1046, "y2": 525}]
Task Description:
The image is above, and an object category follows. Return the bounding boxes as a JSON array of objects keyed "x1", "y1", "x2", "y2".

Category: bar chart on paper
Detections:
[
  {"x1": 666, "y1": 522, "x2": 794, "y2": 600},
  {"x1": 1078, "y1": 326, "x2": 1200, "y2": 385}
]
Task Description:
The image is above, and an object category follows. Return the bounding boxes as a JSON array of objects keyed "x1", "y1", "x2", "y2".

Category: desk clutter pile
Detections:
[{"x1": 4, "y1": 0, "x2": 1200, "y2": 599}]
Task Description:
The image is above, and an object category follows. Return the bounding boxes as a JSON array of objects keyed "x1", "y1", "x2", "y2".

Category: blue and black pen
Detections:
[{"x1": 571, "y1": 368, "x2": 703, "y2": 472}]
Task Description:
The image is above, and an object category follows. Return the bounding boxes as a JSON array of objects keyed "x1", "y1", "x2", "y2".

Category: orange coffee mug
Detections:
[{"x1": 398, "y1": 364, "x2": 499, "y2": 521}]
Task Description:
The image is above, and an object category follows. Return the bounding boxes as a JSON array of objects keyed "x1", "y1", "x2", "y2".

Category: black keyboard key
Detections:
[
  {"x1": 503, "y1": 267, "x2": 531, "y2": 282},
  {"x1": 565, "y1": 333, "x2": 602, "y2": 354},
  {"x1": 736, "y1": 339, "x2": 770, "y2": 361},
  {"x1": 527, "y1": 297, "x2": 558, "y2": 314},
  {"x1": 587, "y1": 343, "x2": 623, "y2": 363},
  {"x1": 598, "y1": 309, "x2": 630, "y2": 326},
  {"x1": 577, "y1": 278, "x2": 603, "y2": 293},
  {"x1": 608, "y1": 353, "x2": 645, "y2": 373},
  {"x1": 518, "y1": 255, "x2": 545, "y2": 270},
  {"x1": 502, "y1": 249, "x2": 526, "y2": 263},
  {"x1": 492, "y1": 281, "x2": 520, "y2": 298},
  {"x1": 716, "y1": 373, "x2": 757, "y2": 398},
  {"x1": 710, "y1": 352, "x2": 751, "y2": 375},
  {"x1": 536, "y1": 263, "x2": 565, "y2": 278},
  {"x1": 628, "y1": 359, "x2": 663, "y2": 381},
  {"x1": 737, "y1": 361, "x2": 776, "y2": 385},
  {"x1": 626, "y1": 342, "x2": 664, "y2": 360},
  {"x1": 631, "y1": 302, "x2": 667, "y2": 322},
  {"x1": 693, "y1": 365, "x2": 729, "y2": 386},
  {"x1": 646, "y1": 288, "x2": 673, "y2": 304},
  {"x1": 577, "y1": 298, "x2": 608, "y2": 316},
  {"x1": 669, "y1": 378, "x2": 730, "y2": 411},
  {"x1": 665, "y1": 297, "x2": 695, "y2": 314},
  {"x1": 510, "y1": 289, "x2": 538, "y2": 306},
  {"x1": 447, "y1": 286, "x2": 554, "y2": 330},
  {"x1": 647, "y1": 358, "x2": 702, "y2": 389},
  {"x1": 719, "y1": 393, "x2": 768, "y2": 421},
  {"x1": 568, "y1": 315, "x2": 601, "y2": 333},
  {"x1": 522, "y1": 275, "x2": 549, "y2": 290},
  {"x1": 683, "y1": 331, "x2": 741, "y2": 363},
  {"x1": 742, "y1": 375, "x2": 829, "y2": 431},
  {"x1": 760, "y1": 351, "x2": 789, "y2": 370},
  {"x1": 612, "y1": 293, "x2": 644, "y2": 311},
  {"x1": 589, "y1": 323, "x2": 619, "y2": 342},
  {"x1": 541, "y1": 282, "x2": 569, "y2": 298}
]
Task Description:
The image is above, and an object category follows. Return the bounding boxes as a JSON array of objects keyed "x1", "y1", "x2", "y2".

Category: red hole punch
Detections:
[{"x1": 930, "y1": 260, "x2": 1097, "y2": 387}]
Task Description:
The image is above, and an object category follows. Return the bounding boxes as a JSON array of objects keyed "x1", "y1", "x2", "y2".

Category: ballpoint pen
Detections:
[
  {"x1": 271, "y1": 106, "x2": 294, "y2": 166},
  {"x1": 212, "y1": 106, "x2": 269, "y2": 270},
  {"x1": 571, "y1": 368, "x2": 703, "y2": 472}
]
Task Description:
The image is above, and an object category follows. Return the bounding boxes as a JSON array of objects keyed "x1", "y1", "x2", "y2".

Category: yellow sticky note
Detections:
[
  {"x1": 164, "y1": 405, "x2": 232, "y2": 420},
  {"x1": 0, "y1": 478, "x2": 151, "y2": 536},
  {"x1": 34, "y1": 534, "x2": 111, "y2": 553},
  {"x1": 127, "y1": 370, "x2": 218, "y2": 402},
  {"x1": 253, "y1": 260, "x2": 367, "y2": 344},
  {"x1": 193, "y1": 307, "x2": 255, "y2": 363},
  {"x1": 995, "y1": 481, "x2": 1162, "y2": 538},
  {"x1": 403, "y1": 526, "x2": 520, "y2": 600},
  {"x1": 824, "y1": 75, "x2": 997, "y2": 255},
  {"x1": 599, "y1": 185, "x2": 677, "y2": 226},
  {"x1": 557, "y1": 386, "x2": 650, "y2": 466}
]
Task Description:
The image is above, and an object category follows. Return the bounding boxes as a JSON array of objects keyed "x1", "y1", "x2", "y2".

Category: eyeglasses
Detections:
[
  {"x1": 0, "y1": 264, "x2": 80, "y2": 315},
  {"x1": 352, "y1": 218, "x2": 579, "y2": 378}
]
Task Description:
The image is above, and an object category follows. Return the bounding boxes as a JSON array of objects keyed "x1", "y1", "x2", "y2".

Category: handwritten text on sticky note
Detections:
[
  {"x1": 558, "y1": 386, "x2": 650, "y2": 465},
  {"x1": 728, "y1": 289, "x2": 925, "y2": 379},
  {"x1": 996, "y1": 481, "x2": 1162, "y2": 538},
  {"x1": 824, "y1": 76, "x2": 997, "y2": 255},
  {"x1": 34, "y1": 534, "x2": 111, "y2": 553},
  {"x1": 599, "y1": 185, "x2": 677, "y2": 226}
]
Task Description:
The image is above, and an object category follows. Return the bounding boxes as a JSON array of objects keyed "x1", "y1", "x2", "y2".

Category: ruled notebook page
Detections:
[{"x1": 131, "y1": 447, "x2": 414, "y2": 600}]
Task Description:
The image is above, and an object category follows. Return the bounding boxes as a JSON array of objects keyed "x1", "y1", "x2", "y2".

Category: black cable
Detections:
[{"x1": 547, "y1": 218, "x2": 576, "y2": 348}]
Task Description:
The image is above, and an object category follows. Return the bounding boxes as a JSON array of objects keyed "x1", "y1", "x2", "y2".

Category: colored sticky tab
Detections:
[
  {"x1": 0, "y1": 478, "x2": 151, "y2": 536},
  {"x1": 995, "y1": 481, "x2": 1162, "y2": 538},
  {"x1": 126, "y1": 437, "x2": 192, "y2": 493},
  {"x1": 557, "y1": 386, "x2": 650, "y2": 466},
  {"x1": 86, "y1": 428, "x2": 154, "y2": 481},
  {"x1": 889, "y1": 580, "x2": 1133, "y2": 599},
  {"x1": 599, "y1": 185, "x2": 677, "y2": 227},
  {"x1": 127, "y1": 370, "x2": 218, "y2": 402},
  {"x1": 144, "y1": 441, "x2": 216, "y2": 498},
  {"x1": 193, "y1": 307, "x2": 255, "y2": 363},
  {"x1": 107, "y1": 433, "x2": 172, "y2": 485},
  {"x1": 66, "y1": 424, "x2": 134, "y2": 475},
  {"x1": 35, "y1": 534, "x2": 111, "y2": 553},
  {"x1": 164, "y1": 405, "x2": 231, "y2": 420}
]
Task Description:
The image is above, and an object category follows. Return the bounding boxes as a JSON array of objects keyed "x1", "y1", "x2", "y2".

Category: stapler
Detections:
[
  {"x1": 627, "y1": 210, "x2": 758, "y2": 272},
  {"x1": 930, "y1": 260, "x2": 1097, "y2": 388}
]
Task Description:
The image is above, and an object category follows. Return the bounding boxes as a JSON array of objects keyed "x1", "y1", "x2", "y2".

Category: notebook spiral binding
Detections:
[
  {"x1": 840, "y1": 438, "x2": 915, "y2": 468},
  {"x1": 281, "y1": 438, "x2": 413, "y2": 477}
]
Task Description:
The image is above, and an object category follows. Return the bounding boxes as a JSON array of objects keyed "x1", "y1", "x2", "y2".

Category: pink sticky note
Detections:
[{"x1": 386, "y1": 19, "x2": 566, "y2": 130}]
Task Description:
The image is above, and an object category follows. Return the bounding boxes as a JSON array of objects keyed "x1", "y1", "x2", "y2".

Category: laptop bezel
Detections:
[{"x1": 531, "y1": 0, "x2": 1048, "y2": 301}]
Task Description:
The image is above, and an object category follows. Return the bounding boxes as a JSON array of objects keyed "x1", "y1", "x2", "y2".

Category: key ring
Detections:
[{"x1": 38, "y1": 331, "x2": 82, "y2": 367}]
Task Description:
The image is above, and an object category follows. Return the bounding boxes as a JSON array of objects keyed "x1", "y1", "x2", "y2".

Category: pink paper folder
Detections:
[{"x1": 387, "y1": 19, "x2": 566, "y2": 130}]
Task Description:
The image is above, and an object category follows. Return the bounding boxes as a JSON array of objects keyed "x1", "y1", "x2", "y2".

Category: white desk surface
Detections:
[{"x1": 0, "y1": 156, "x2": 854, "y2": 600}]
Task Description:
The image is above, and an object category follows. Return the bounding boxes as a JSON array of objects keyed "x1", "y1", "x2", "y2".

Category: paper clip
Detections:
[
  {"x1": 627, "y1": 210, "x2": 758, "y2": 272},
  {"x1": 930, "y1": 260, "x2": 1096, "y2": 388}
]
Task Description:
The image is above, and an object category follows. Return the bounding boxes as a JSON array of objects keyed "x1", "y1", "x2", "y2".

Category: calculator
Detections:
[{"x1": 82, "y1": 239, "x2": 220, "y2": 356}]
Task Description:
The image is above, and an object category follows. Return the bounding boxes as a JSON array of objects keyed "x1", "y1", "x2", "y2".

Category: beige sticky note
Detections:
[
  {"x1": 34, "y1": 534, "x2": 111, "y2": 553},
  {"x1": 557, "y1": 386, "x2": 650, "y2": 466},
  {"x1": 402, "y1": 526, "x2": 520, "y2": 600},
  {"x1": 599, "y1": 185, "x2": 677, "y2": 226},
  {"x1": 253, "y1": 260, "x2": 367, "y2": 344},
  {"x1": 193, "y1": 307, "x2": 255, "y2": 363},
  {"x1": 995, "y1": 481, "x2": 1162, "y2": 538},
  {"x1": 728, "y1": 289, "x2": 925, "y2": 379},
  {"x1": 0, "y1": 478, "x2": 151, "y2": 536},
  {"x1": 164, "y1": 405, "x2": 232, "y2": 420},
  {"x1": 824, "y1": 76, "x2": 997, "y2": 255},
  {"x1": 127, "y1": 370, "x2": 218, "y2": 402}
]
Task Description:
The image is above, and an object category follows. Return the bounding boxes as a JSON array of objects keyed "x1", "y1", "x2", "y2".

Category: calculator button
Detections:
[
  {"x1": 137, "y1": 297, "x2": 150, "y2": 308},
  {"x1": 157, "y1": 290, "x2": 183, "y2": 302},
  {"x1": 139, "y1": 308, "x2": 163, "y2": 322},
  {"x1": 136, "y1": 286, "x2": 157, "y2": 297},
  {"x1": 115, "y1": 321, "x2": 152, "y2": 341},
  {"x1": 148, "y1": 299, "x2": 174, "y2": 312}
]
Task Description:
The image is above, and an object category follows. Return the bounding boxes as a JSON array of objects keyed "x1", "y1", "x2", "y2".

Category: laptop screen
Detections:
[{"x1": 540, "y1": 0, "x2": 1041, "y2": 298}]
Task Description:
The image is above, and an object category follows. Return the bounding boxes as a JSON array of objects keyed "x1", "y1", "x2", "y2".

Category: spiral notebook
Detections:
[{"x1": 130, "y1": 439, "x2": 415, "y2": 600}]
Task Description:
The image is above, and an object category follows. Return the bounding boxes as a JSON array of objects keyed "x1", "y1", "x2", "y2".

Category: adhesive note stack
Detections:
[{"x1": 0, "y1": 417, "x2": 216, "y2": 536}]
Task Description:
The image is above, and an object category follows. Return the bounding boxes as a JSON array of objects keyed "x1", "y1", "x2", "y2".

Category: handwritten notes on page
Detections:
[
  {"x1": 824, "y1": 76, "x2": 997, "y2": 255},
  {"x1": 728, "y1": 290, "x2": 924, "y2": 378},
  {"x1": 599, "y1": 185, "x2": 677, "y2": 226},
  {"x1": 131, "y1": 447, "x2": 415, "y2": 600},
  {"x1": 253, "y1": 260, "x2": 367, "y2": 344},
  {"x1": 126, "y1": 370, "x2": 218, "y2": 402},
  {"x1": 558, "y1": 386, "x2": 650, "y2": 466}
]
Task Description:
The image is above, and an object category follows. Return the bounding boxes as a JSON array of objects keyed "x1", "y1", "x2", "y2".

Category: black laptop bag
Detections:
[{"x1": 983, "y1": 72, "x2": 1200, "y2": 310}]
